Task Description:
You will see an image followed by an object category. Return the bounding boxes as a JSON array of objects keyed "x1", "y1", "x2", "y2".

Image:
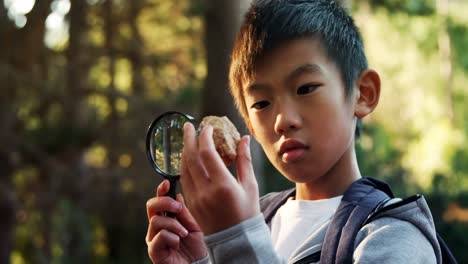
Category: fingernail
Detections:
[
  {"x1": 172, "y1": 201, "x2": 182, "y2": 212},
  {"x1": 177, "y1": 194, "x2": 185, "y2": 204},
  {"x1": 245, "y1": 135, "x2": 251, "y2": 146},
  {"x1": 180, "y1": 228, "x2": 189, "y2": 237}
]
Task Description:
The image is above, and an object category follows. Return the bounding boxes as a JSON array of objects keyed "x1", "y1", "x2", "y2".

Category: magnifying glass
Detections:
[{"x1": 146, "y1": 111, "x2": 195, "y2": 204}]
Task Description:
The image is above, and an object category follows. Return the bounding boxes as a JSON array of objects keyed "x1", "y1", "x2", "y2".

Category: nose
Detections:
[{"x1": 274, "y1": 104, "x2": 302, "y2": 135}]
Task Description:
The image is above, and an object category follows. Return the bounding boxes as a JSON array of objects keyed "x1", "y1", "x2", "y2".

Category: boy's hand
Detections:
[
  {"x1": 180, "y1": 123, "x2": 260, "y2": 235},
  {"x1": 146, "y1": 180, "x2": 207, "y2": 264}
]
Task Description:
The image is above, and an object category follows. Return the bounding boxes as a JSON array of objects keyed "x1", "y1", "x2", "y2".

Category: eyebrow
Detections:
[
  {"x1": 246, "y1": 83, "x2": 268, "y2": 93},
  {"x1": 286, "y1": 63, "x2": 324, "y2": 83},
  {"x1": 246, "y1": 63, "x2": 324, "y2": 93}
]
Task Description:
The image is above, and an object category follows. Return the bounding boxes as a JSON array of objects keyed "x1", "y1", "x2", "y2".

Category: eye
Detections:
[
  {"x1": 251, "y1": 101, "x2": 270, "y2": 110},
  {"x1": 297, "y1": 84, "x2": 320, "y2": 95}
]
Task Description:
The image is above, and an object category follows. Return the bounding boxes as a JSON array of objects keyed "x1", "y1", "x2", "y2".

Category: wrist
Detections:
[{"x1": 204, "y1": 214, "x2": 264, "y2": 244}]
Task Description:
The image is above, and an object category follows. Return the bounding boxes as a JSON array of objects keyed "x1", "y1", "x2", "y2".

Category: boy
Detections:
[{"x1": 145, "y1": 0, "x2": 442, "y2": 263}]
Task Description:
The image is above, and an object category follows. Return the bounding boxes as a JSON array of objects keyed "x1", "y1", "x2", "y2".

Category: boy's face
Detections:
[{"x1": 244, "y1": 37, "x2": 358, "y2": 185}]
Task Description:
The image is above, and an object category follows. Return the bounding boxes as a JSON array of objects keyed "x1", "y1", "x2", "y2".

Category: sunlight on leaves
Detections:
[
  {"x1": 115, "y1": 98, "x2": 128, "y2": 114},
  {"x1": 84, "y1": 144, "x2": 108, "y2": 168},
  {"x1": 10, "y1": 252, "x2": 26, "y2": 264},
  {"x1": 4, "y1": 0, "x2": 35, "y2": 28},
  {"x1": 13, "y1": 167, "x2": 38, "y2": 191},
  {"x1": 403, "y1": 119, "x2": 465, "y2": 188},
  {"x1": 115, "y1": 59, "x2": 132, "y2": 94},
  {"x1": 89, "y1": 57, "x2": 112, "y2": 89},
  {"x1": 52, "y1": 242, "x2": 64, "y2": 259},
  {"x1": 87, "y1": 95, "x2": 111, "y2": 120},
  {"x1": 93, "y1": 225, "x2": 109, "y2": 257},
  {"x1": 355, "y1": 5, "x2": 468, "y2": 189},
  {"x1": 120, "y1": 178, "x2": 134, "y2": 193},
  {"x1": 118, "y1": 153, "x2": 132, "y2": 168}
]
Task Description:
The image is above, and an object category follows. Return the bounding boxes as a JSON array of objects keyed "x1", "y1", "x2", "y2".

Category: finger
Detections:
[
  {"x1": 147, "y1": 196, "x2": 182, "y2": 220},
  {"x1": 148, "y1": 229, "x2": 180, "y2": 259},
  {"x1": 147, "y1": 215, "x2": 189, "y2": 243},
  {"x1": 148, "y1": 236, "x2": 168, "y2": 264},
  {"x1": 156, "y1": 180, "x2": 170, "y2": 197},
  {"x1": 176, "y1": 194, "x2": 202, "y2": 232},
  {"x1": 155, "y1": 229, "x2": 180, "y2": 250},
  {"x1": 236, "y1": 135, "x2": 258, "y2": 193},
  {"x1": 179, "y1": 146, "x2": 196, "y2": 198},
  {"x1": 182, "y1": 122, "x2": 210, "y2": 189},
  {"x1": 197, "y1": 125, "x2": 234, "y2": 183},
  {"x1": 146, "y1": 216, "x2": 157, "y2": 245}
]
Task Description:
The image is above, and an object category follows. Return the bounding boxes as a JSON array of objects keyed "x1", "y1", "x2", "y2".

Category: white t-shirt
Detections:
[{"x1": 270, "y1": 195, "x2": 343, "y2": 261}]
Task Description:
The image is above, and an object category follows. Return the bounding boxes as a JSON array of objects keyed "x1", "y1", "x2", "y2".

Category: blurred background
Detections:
[{"x1": 0, "y1": 0, "x2": 467, "y2": 263}]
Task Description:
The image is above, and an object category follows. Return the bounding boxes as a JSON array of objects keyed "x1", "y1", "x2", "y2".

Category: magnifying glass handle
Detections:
[
  {"x1": 165, "y1": 179, "x2": 177, "y2": 218},
  {"x1": 167, "y1": 179, "x2": 177, "y2": 199}
]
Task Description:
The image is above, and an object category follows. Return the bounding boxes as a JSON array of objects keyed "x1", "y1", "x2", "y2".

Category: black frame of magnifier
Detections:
[
  {"x1": 145, "y1": 111, "x2": 195, "y2": 202},
  {"x1": 145, "y1": 111, "x2": 195, "y2": 179}
]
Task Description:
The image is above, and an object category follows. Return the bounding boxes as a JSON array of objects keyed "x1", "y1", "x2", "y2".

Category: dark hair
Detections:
[{"x1": 229, "y1": 0, "x2": 367, "y2": 137}]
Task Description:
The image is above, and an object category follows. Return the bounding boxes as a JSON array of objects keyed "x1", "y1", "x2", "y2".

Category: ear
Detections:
[{"x1": 354, "y1": 69, "x2": 381, "y2": 118}]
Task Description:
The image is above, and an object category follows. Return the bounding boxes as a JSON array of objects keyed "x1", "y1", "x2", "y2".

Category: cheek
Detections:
[
  {"x1": 250, "y1": 117, "x2": 269, "y2": 142},
  {"x1": 314, "y1": 105, "x2": 355, "y2": 150},
  {"x1": 249, "y1": 115, "x2": 275, "y2": 147},
  {"x1": 306, "y1": 98, "x2": 352, "y2": 135},
  {"x1": 246, "y1": 118, "x2": 255, "y2": 136}
]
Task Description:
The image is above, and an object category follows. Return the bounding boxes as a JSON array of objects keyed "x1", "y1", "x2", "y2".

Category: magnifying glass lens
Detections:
[{"x1": 149, "y1": 113, "x2": 188, "y2": 177}]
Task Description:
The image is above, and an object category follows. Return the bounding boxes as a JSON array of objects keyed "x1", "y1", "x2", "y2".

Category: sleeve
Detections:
[
  {"x1": 202, "y1": 214, "x2": 285, "y2": 264},
  {"x1": 352, "y1": 217, "x2": 437, "y2": 264},
  {"x1": 192, "y1": 255, "x2": 210, "y2": 264}
]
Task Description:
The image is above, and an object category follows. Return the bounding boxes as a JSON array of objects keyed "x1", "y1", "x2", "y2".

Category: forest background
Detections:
[{"x1": 1, "y1": 0, "x2": 467, "y2": 263}]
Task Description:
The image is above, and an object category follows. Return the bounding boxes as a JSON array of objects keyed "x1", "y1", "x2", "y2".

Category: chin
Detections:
[{"x1": 279, "y1": 165, "x2": 324, "y2": 184}]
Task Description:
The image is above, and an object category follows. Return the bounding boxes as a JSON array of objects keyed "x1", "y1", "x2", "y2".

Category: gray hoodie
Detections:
[{"x1": 195, "y1": 195, "x2": 440, "y2": 264}]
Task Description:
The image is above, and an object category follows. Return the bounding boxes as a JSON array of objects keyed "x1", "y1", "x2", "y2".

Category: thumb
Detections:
[{"x1": 236, "y1": 135, "x2": 258, "y2": 197}]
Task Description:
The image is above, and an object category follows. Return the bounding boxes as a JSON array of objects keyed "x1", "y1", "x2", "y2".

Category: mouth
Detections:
[{"x1": 279, "y1": 139, "x2": 308, "y2": 162}]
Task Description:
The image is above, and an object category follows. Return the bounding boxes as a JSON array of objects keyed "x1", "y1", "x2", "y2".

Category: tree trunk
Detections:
[
  {"x1": 66, "y1": 0, "x2": 88, "y2": 125},
  {"x1": 201, "y1": 0, "x2": 249, "y2": 125},
  {"x1": 104, "y1": 0, "x2": 119, "y2": 182},
  {"x1": 103, "y1": 0, "x2": 123, "y2": 259},
  {"x1": 0, "y1": 160, "x2": 15, "y2": 264},
  {"x1": 0, "y1": 0, "x2": 51, "y2": 262},
  {"x1": 202, "y1": 0, "x2": 266, "y2": 192},
  {"x1": 65, "y1": 0, "x2": 90, "y2": 260},
  {"x1": 129, "y1": 0, "x2": 145, "y2": 95}
]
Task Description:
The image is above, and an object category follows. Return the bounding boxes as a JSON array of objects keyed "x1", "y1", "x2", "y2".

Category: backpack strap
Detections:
[
  {"x1": 320, "y1": 177, "x2": 394, "y2": 264},
  {"x1": 260, "y1": 177, "x2": 457, "y2": 264},
  {"x1": 437, "y1": 233, "x2": 458, "y2": 264}
]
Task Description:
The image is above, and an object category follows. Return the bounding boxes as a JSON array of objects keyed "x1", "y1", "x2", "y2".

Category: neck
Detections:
[{"x1": 295, "y1": 145, "x2": 361, "y2": 200}]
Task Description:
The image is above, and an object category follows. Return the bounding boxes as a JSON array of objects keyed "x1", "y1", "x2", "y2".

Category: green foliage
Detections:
[
  {"x1": 174, "y1": 86, "x2": 202, "y2": 110},
  {"x1": 187, "y1": 0, "x2": 205, "y2": 16},
  {"x1": 2, "y1": 0, "x2": 206, "y2": 263},
  {"x1": 425, "y1": 191, "x2": 468, "y2": 261},
  {"x1": 449, "y1": 20, "x2": 468, "y2": 71},
  {"x1": 370, "y1": 0, "x2": 435, "y2": 16},
  {"x1": 356, "y1": 124, "x2": 409, "y2": 196},
  {"x1": 24, "y1": 123, "x2": 97, "y2": 155},
  {"x1": 452, "y1": 147, "x2": 468, "y2": 175},
  {"x1": 49, "y1": 200, "x2": 94, "y2": 264}
]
